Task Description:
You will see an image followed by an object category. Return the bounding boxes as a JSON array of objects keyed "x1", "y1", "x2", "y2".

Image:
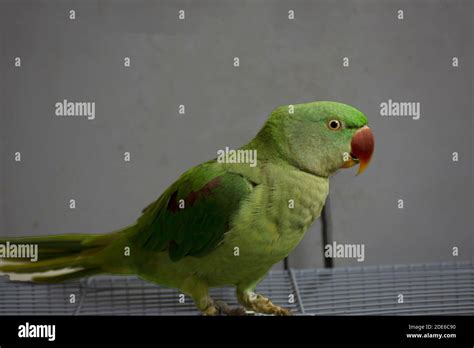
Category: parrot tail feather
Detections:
[
  {"x1": 0, "y1": 227, "x2": 133, "y2": 282},
  {"x1": 32, "y1": 268, "x2": 102, "y2": 283}
]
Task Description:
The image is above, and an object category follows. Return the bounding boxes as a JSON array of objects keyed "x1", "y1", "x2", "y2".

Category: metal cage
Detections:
[{"x1": 1, "y1": 261, "x2": 472, "y2": 315}]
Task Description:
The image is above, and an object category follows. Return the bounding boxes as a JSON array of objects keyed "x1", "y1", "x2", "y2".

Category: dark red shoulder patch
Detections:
[
  {"x1": 166, "y1": 191, "x2": 180, "y2": 213},
  {"x1": 167, "y1": 177, "x2": 222, "y2": 213}
]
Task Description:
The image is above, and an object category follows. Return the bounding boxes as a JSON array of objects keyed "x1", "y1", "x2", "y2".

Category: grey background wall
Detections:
[{"x1": 0, "y1": 0, "x2": 472, "y2": 270}]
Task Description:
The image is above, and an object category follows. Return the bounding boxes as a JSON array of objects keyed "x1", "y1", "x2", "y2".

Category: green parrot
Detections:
[{"x1": 0, "y1": 101, "x2": 374, "y2": 315}]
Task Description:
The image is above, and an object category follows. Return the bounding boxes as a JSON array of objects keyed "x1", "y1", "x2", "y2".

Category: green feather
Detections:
[{"x1": 132, "y1": 161, "x2": 255, "y2": 261}]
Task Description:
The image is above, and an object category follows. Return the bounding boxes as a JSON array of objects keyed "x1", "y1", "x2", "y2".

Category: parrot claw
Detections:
[
  {"x1": 214, "y1": 300, "x2": 248, "y2": 316},
  {"x1": 200, "y1": 300, "x2": 248, "y2": 316},
  {"x1": 238, "y1": 292, "x2": 292, "y2": 316}
]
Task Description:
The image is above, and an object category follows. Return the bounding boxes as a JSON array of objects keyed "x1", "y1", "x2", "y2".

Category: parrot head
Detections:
[{"x1": 260, "y1": 101, "x2": 374, "y2": 177}]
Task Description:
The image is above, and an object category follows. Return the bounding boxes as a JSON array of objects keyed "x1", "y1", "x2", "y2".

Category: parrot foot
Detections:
[
  {"x1": 239, "y1": 292, "x2": 292, "y2": 316},
  {"x1": 214, "y1": 300, "x2": 247, "y2": 316},
  {"x1": 202, "y1": 303, "x2": 220, "y2": 316},
  {"x1": 201, "y1": 300, "x2": 247, "y2": 316}
]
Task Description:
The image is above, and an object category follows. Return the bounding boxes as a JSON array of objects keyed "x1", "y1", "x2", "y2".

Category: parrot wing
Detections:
[{"x1": 132, "y1": 161, "x2": 257, "y2": 262}]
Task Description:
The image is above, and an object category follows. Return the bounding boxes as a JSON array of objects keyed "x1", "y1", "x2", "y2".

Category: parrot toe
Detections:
[
  {"x1": 201, "y1": 303, "x2": 220, "y2": 316},
  {"x1": 238, "y1": 292, "x2": 292, "y2": 316},
  {"x1": 214, "y1": 300, "x2": 248, "y2": 316}
]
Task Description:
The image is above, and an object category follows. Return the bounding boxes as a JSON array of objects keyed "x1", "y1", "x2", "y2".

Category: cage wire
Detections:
[{"x1": 0, "y1": 261, "x2": 472, "y2": 315}]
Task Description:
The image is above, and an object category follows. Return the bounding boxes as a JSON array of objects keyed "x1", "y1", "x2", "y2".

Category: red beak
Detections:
[{"x1": 350, "y1": 126, "x2": 375, "y2": 175}]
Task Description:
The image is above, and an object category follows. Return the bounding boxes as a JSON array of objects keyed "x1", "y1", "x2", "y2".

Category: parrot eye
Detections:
[{"x1": 328, "y1": 119, "x2": 342, "y2": 130}]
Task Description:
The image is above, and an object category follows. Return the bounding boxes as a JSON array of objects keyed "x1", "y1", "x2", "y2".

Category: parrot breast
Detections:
[
  {"x1": 225, "y1": 163, "x2": 330, "y2": 267},
  {"x1": 263, "y1": 166, "x2": 329, "y2": 258}
]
